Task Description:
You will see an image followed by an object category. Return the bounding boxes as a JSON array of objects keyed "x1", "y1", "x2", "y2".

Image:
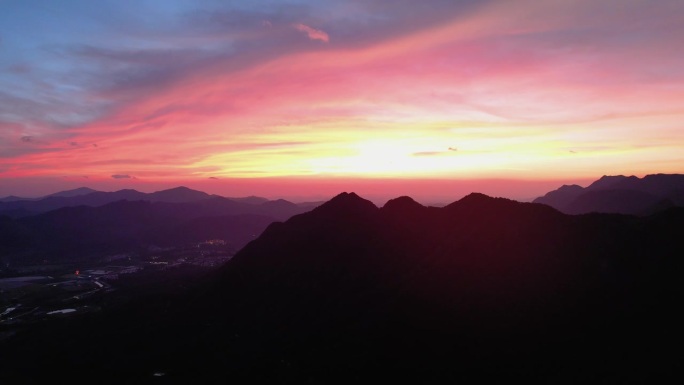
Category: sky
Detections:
[{"x1": 1, "y1": 0, "x2": 683, "y2": 202}]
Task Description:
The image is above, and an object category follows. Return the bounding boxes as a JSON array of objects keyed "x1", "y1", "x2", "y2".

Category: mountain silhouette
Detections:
[
  {"x1": 215, "y1": 192, "x2": 682, "y2": 382},
  {"x1": 225, "y1": 195, "x2": 270, "y2": 205},
  {"x1": 534, "y1": 173, "x2": 684, "y2": 214},
  {"x1": 0, "y1": 195, "x2": 315, "y2": 264},
  {"x1": 0, "y1": 186, "x2": 313, "y2": 218},
  {"x1": 0, "y1": 196, "x2": 28, "y2": 204},
  {"x1": 2, "y1": 191, "x2": 680, "y2": 382},
  {"x1": 44, "y1": 187, "x2": 100, "y2": 198},
  {"x1": 145, "y1": 186, "x2": 212, "y2": 202}
]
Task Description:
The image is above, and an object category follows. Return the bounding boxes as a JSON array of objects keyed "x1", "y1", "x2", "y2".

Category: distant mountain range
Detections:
[
  {"x1": 0, "y1": 186, "x2": 317, "y2": 218},
  {"x1": 0, "y1": 186, "x2": 320, "y2": 265},
  {"x1": 534, "y1": 173, "x2": 684, "y2": 215},
  {"x1": 5, "y1": 174, "x2": 683, "y2": 218},
  {"x1": 3, "y1": 191, "x2": 680, "y2": 382},
  {"x1": 44, "y1": 187, "x2": 100, "y2": 198},
  {"x1": 4, "y1": 175, "x2": 684, "y2": 266}
]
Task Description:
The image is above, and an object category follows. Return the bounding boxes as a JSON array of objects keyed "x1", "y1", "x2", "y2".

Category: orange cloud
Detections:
[{"x1": 2, "y1": 0, "x2": 683, "y2": 197}]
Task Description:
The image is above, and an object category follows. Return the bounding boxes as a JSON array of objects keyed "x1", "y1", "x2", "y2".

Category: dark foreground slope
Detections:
[{"x1": 1, "y1": 193, "x2": 682, "y2": 383}]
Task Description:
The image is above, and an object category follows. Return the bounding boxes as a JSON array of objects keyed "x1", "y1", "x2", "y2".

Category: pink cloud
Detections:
[
  {"x1": 293, "y1": 23, "x2": 329, "y2": 43},
  {"x1": 3, "y1": 1, "x2": 684, "y2": 193}
]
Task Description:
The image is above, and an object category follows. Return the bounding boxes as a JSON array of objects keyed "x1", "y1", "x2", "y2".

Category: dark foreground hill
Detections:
[
  {"x1": 535, "y1": 173, "x2": 684, "y2": 215},
  {"x1": 1, "y1": 193, "x2": 682, "y2": 383}
]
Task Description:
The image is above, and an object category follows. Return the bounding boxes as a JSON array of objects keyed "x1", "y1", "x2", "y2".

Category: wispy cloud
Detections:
[
  {"x1": 1, "y1": 0, "x2": 684, "y2": 189},
  {"x1": 293, "y1": 23, "x2": 329, "y2": 42},
  {"x1": 413, "y1": 147, "x2": 458, "y2": 157},
  {"x1": 111, "y1": 174, "x2": 132, "y2": 179},
  {"x1": 413, "y1": 151, "x2": 443, "y2": 157}
]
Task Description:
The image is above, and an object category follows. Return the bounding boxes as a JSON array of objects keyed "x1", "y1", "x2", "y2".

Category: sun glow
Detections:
[
  {"x1": 1, "y1": 1, "x2": 683, "y2": 197},
  {"x1": 303, "y1": 133, "x2": 546, "y2": 177}
]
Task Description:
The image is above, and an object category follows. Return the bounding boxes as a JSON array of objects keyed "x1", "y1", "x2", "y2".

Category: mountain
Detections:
[
  {"x1": 0, "y1": 195, "x2": 29, "y2": 202},
  {"x1": 0, "y1": 186, "x2": 315, "y2": 218},
  {"x1": 44, "y1": 187, "x2": 99, "y2": 198},
  {"x1": 258, "y1": 198, "x2": 315, "y2": 219},
  {"x1": 225, "y1": 195, "x2": 269, "y2": 205},
  {"x1": 532, "y1": 183, "x2": 583, "y2": 208},
  {"x1": 0, "y1": 196, "x2": 314, "y2": 265},
  {"x1": 152, "y1": 196, "x2": 312, "y2": 222},
  {"x1": 534, "y1": 173, "x2": 684, "y2": 214},
  {"x1": 1, "y1": 186, "x2": 102, "y2": 204},
  {"x1": 145, "y1": 186, "x2": 212, "y2": 202},
  {"x1": 0, "y1": 188, "x2": 150, "y2": 216},
  {"x1": 2, "y1": 192, "x2": 680, "y2": 382}
]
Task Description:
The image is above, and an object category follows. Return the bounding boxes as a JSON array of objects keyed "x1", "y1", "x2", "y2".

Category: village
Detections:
[{"x1": 0, "y1": 239, "x2": 233, "y2": 338}]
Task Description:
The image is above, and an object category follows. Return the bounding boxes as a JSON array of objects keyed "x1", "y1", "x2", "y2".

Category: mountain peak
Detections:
[
  {"x1": 558, "y1": 184, "x2": 583, "y2": 192},
  {"x1": 157, "y1": 186, "x2": 195, "y2": 193},
  {"x1": 328, "y1": 192, "x2": 374, "y2": 206},
  {"x1": 330, "y1": 191, "x2": 363, "y2": 202},
  {"x1": 587, "y1": 175, "x2": 636, "y2": 190},
  {"x1": 313, "y1": 192, "x2": 378, "y2": 216},
  {"x1": 45, "y1": 187, "x2": 99, "y2": 198},
  {"x1": 532, "y1": 184, "x2": 585, "y2": 207},
  {"x1": 0, "y1": 195, "x2": 28, "y2": 202},
  {"x1": 382, "y1": 196, "x2": 424, "y2": 211},
  {"x1": 458, "y1": 192, "x2": 495, "y2": 203},
  {"x1": 444, "y1": 192, "x2": 519, "y2": 213},
  {"x1": 149, "y1": 186, "x2": 210, "y2": 202}
]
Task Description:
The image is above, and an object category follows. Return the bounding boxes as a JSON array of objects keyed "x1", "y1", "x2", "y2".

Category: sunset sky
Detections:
[{"x1": 1, "y1": 0, "x2": 683, "y2": 202}]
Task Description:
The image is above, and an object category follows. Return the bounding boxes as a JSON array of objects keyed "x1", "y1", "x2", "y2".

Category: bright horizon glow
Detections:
[
  {"x1": 0, "y1": 175, "x2": 616, "y2": 206},
  {"x1": 1, "y1": 1, "x2": 683, "y2": 200}
]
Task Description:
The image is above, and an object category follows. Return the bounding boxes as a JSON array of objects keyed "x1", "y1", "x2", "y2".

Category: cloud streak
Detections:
[
  {"x1": 0, "y1": 0, "x2": 683, "y2": 194},
  {"x1": 293, "y1": 23, "x2": 329, "y2": 42}
]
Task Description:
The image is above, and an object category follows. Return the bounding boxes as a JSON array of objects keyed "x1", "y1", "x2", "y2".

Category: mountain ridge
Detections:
[
  {"x1": 534, "y1": 173, "x2": 684, "y2": 215},
  {"x1": 44, "y1": 187, "x2": 99, "y2": 198},
  {"x1": 0, "y1": 194, "x2": 317, "y2": 264},
  {"x1": 1, "y1": 191, "x2": 681, "y2": 382},
  {"x1": 0, "y1": 186, "x2": 313, "y2": 218},
  {"x1": 209, "y1": 191, "x2": 682, "y2": 381}
]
